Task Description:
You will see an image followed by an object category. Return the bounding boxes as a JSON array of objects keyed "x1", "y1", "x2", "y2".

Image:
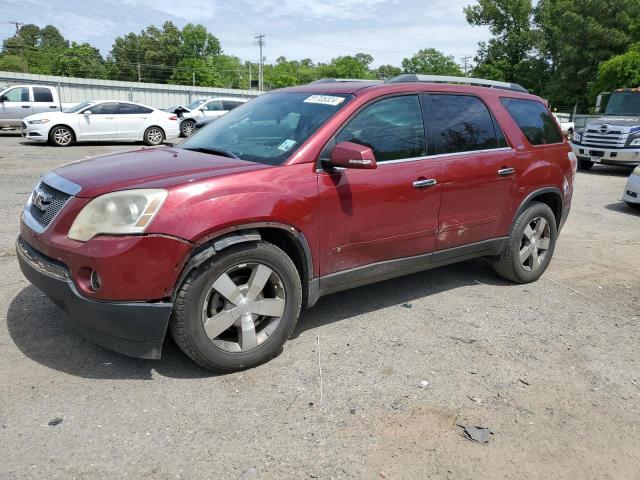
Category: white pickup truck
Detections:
[{"x1": 0, "y1": 85, "x2": 77, "y2": 130}]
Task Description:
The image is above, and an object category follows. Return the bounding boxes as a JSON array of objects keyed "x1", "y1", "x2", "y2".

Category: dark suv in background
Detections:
[{"x1": 17, "y1": 74, "x2": 575, "y2": 371}]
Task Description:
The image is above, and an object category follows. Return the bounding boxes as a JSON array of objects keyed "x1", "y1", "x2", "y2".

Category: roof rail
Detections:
[
  {"x1": 309, "y1": 78, "x2": 383, "y2": 84},
  {"x1": 386, "y1": 74, "x2": 528, "y2": 93}
]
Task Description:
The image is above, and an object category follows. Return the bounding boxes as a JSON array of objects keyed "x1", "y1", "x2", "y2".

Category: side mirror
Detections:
[
  {"x1": 0, "y1": 95, "x2": 6, "y2": 102},
  {"x1": 595, "y1": 94, "x2": 603, "y2": 114},
  {"x1": 83, "y1": 110, "x2": 92, "y2": 115},
  {"x1": 329, "y1": 141, "x2": 377, "y2": 169}
]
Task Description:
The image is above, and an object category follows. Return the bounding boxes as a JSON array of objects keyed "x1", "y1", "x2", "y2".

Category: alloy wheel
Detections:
[
  {"x1": 202, "y1": 262, "x2": 286, "y2": 353},
  {"x1": 182, "y1": 121, "x2": 194, "y2": 137},
  {"x1": 53, "y1": 128, "x2": 72, "y2": 146},
  {"x1": 147, "y1": 127, "x2": 163, "y2": 145},
  {"x1": 519, "y1": 216, "x2": 551, "y2": 272}
]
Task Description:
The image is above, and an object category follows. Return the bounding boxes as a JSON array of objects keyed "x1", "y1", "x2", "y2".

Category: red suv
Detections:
[{"x1": 17, "y1": 75, "x2": 575, "y2": 372}]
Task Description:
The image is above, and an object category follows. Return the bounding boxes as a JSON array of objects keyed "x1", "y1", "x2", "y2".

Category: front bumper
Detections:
[
  {"x1": 570, "y1": 143, "x2": 640, "y2": 167},
  {"x1": 623, "y1": 174, "x2": 640, "y2": 205},
  {"x1": 16, "y1": 236, "x2": 173, "y2": 359},
  {"x1": 21, "y1": 122, "x2": 50, "y2": 142}
]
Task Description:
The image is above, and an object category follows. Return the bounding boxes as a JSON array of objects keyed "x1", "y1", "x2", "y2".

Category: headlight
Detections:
[
  {"x1": 629, "y1": 137, "x2": 640, "y2": 147},
  {"x1": 633, "y1": 165, "x2": 640, "y2": 176},
  {"x1": 572, "y1": 131, "x2": 582, "y2": 143},
  {"x1": 68, "y1": 189, "x2": 168, "y2": 242},
  {"x1": 28, "y1": 119, "x2": 50, "y2": 124}
]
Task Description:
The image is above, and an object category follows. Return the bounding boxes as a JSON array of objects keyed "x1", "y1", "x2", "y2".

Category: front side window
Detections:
[
  {"x1": 33, "y1": 87, "x2": 53, "y2": 102},
  {"x1": 87, "y1": 103, "x2": 117, "y2": 115},
  {"x1": 117, "y1": 103, "x2": 153, "y2": 114},
  {"x1": 425, "y1": 94, "x2": 503, "y2": 154},
  {"x1": 205, "y1": 101, "x2": 223, "y2": 111},
  {"x1": 180, "y1": 92, "x2": 352, "y2": 166},
  {"x1": 187, "y1": 99, "x2": 206, "y2": 110},
  {"x1": 2, "y1": 87, "x2": 29, "y2": 102},
  {"x1": 501, "y1": 97, "x2": 564, "y2": 145},
  {"x1": 335, "y1": 95, "x2": 426, "y2": 162}
]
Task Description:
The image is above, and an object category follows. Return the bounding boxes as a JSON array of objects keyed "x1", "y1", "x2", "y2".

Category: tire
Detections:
[
  {"x1": 493, "y1": 202, "x2": 558, "y2": 283},
  {"x1": 577, "y1": 159, "x2": 593, "y2": 171},
  {"x1": 48, "y1": 125, "x2": 74, "y2": 147},
  {"x1": 180, "y1": 119, "x2": 196, "y2": 137},
  {"x1": 170, "y1": 242, "x2": 302, "y2": 372},
  {"x1": 143, "y1": 126, "x2": 164, "y2": 146}
]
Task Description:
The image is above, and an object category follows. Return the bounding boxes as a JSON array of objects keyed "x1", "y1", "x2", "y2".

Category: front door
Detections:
[
  {"x1": 203, "y1": 100, "x2": 224, "y2": 118},
  {"x1": 78, "y1": 102, "x2": 117, "y2": 140},
  {"x1": 318, "y1": 94, "x2": 442, "y2": 277},
  {"x1": 421, "y1": 94, "x2": 517, "y2": 250},
  {"x1": 0, "y1": 86, "x2": 31, "y2": 124}
]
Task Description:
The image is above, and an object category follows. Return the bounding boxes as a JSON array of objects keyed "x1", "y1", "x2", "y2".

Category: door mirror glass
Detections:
[{"x1": 329, "y1": 141, "x2": 377, "y2": 169}]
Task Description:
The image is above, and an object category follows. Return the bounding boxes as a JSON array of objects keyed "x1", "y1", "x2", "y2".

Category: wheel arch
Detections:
[
  {"x1": 512, "y1": 187, "x2": 563, "y2": 231},
  {"x1": 171, "y1": 222, "x2": 313, "y2": 305},
  {"x1": 145, "y1": 125, "x2": 165, "y2": 138},
  {"x1": 48, "y1": 124, "x2": 77, "y2": 142}
]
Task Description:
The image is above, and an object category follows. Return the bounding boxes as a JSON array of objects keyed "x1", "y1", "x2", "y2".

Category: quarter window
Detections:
[
  {"x1": 500, "y1": 98, "x2": 564, "y2": 145},
  {"x1": 3, "y1": 87, "x2": 29, "y2": 102},
  {"x1": 336, "y1": 95, "x2": 426, "y2": 162},
  {"x1": 425, "y1": 95, "x2": 503, "y2": 154},
  {"x1": 33, "y1": 87, "x2": 53, "y2": 102}
]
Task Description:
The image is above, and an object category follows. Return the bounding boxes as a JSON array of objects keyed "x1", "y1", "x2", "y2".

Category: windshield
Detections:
[
  {"x1": 64, "y1": 101, "x2": 92, "y2": 113},
  {"x1": 179, "y1": 92, "x2": 353, "y2": 165},
  {"x1": 187, "y1": 99, "x2": 207, "y2": 110},
  {"x1": 604, "y1": 92, "x2": 640, "y2": 116}
]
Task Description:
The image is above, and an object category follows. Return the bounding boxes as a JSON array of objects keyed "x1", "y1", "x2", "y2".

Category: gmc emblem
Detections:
[{"x1": 32, "y1": 188, "x2": 53, "y2": 212}]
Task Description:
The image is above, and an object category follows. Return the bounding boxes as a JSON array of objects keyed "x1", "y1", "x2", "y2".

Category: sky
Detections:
[{"x1": 4, "y1": 0, "x2": 490, "y2": 68}]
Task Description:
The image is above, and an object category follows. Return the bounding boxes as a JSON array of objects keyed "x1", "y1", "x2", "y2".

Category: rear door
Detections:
[
  {"x1": 318, "y1": 94, "x2": 442, "y2": 277},
  {"x1": 77, "y1": 102, "x2": 117, "y2": 140},
  {"x1": 422, "y1": 94, "x2": 517, "y2": 251},
  {"x1": 0, "y1": 86, "x2": 31, "y2": 123},
  {"x1": 31, "y1": 87, "x2": 58, "y2": 115},
  {"x1": 115, "y1": 102, "x2": 153, "y2": 139}
]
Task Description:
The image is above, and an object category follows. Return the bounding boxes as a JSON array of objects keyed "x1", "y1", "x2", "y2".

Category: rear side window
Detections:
[
  {"x1": 117, "y1": 103, "x2": 153, "y2": 114},
  {"x1": 222, "y1": 100, "x2": 242, "y2": 110},
  {"x1": 336, "y1": 95, "x2": 426, "y2": 162},
  {"x1": 500, "y1": 98, "x2": 563, "y2": 145},
  {"x1": 424, "y1": 94, "x2": 503, "y2": 154},
  {"x1": 33, "y1": 87, "x2": 53, "y2": 102}
]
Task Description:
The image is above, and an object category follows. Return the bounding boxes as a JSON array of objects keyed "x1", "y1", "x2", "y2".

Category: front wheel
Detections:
[
  {"x1": 49, "y1": 126, "x2": 74, "y2": 147},
  {"x1": 493, "y1": 202, "x2": 558, "y2": 283},
  {"x1": 577, "y1": 159, "x2": 593, "y2": 171},
  {"x1": 170, "y1": 242, "x2": 302, "y2": 372},
  {"x1": 180, "y1": 119, "x2": 196, "y2": 137},
  {"x1": 143, "y1": 126, "x2": 164, "y2": 146}
]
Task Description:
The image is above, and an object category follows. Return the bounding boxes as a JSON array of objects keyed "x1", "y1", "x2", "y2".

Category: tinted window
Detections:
[
  {"x1": 117, "y1": 103, "x2": 153, "y2": 114},
  {"x1": 205, "y1": 101, "x2": 223, "y2": 111},
  {"x1": 336, "y1": 95, "x2": 426, "y2": 162},
  {"x1": 88, "y1": 103, "x2": 117, "y2": 114},
  {"x1": 501, "y1": 98, "x2": 563, "y2": 145},
  {"x1": 222, "y1": 100, "x2": 242, "y2": 110},
  {"x1": 425, "y1": 95, "x2": 501, "y2": 154},
  {"x1": 3, "y1": 87, "x2": 29, "y2": 102},
  {"x1": 33, "y1": 87, "x2": 53, "y2": 102}
]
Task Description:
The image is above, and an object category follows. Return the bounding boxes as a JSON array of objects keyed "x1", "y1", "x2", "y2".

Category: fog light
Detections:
[{"x1": 90, "y1": 270, "x2": 102, "y2": 291}]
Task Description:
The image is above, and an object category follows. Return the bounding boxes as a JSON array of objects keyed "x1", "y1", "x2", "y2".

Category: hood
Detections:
[
  {"x1": 52, "y1": 147, "x2": 270, "y2": 198},
  {"x1": 24, "y1": 111, "x2": 68, "y2": 122},
  {"x1": 588, "y1": 116, "x2": 640, "y2": 128}
]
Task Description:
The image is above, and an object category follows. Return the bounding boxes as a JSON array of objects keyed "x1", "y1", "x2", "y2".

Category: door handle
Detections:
[
  {"x1": 498, "y1": 167, "x2": 515, "y2": 176},
  {"x1": 413, "y1": 178, "x2": 437, "y2": 188},
  {"x1": 21, "y1": 105, "x2": 30, "y2": 108},
  {"x1": 49, "y1": 106, "x2": 57, "y2": 109},
  {"x1": 105, "y1": 117, "x2": 114, "y2": 119}
]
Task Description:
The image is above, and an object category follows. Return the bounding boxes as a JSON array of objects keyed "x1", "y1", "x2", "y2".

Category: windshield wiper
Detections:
[{"x1": 182, "y1": 147, "x2": 240, "y2": 159}]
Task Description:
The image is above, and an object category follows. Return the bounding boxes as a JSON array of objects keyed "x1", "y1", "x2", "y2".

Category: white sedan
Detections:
[
  {"x1": 21, "y1": 100, "x2": 180, "y2": 147},
  {"x1": 623, "y1": 165, "x2": 640, "y2": 210}
]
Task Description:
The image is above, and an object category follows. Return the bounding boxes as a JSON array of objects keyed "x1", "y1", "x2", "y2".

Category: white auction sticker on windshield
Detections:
[
  {"x1": 278, "y1": 139, "x2": 297, "y2": 151},
  {"x1": 303, "y1": 95, "x2": 345, "y2": 106}
]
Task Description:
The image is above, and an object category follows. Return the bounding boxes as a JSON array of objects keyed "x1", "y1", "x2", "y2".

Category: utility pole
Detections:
[
  {"x1": 192, "y1": 70, "x2": 196, "y2": 87},
  {"x1": 460, "y1": 55, "x2": 472, "y2": 77},
  {"x1": 248, "y1": 62, "x2": 252, "y2": 90},
  {"x1": 9, "y1": 21, "x2": 27, "y2": 73},
  {"x1": 254, "y1": 34, "x2": 265, "y2": 91},
  {"x1": 137, "y1": 62, "x2": 142, "y2": 82}
]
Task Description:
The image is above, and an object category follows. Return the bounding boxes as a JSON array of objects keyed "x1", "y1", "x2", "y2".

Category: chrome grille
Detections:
[
  {"x1": 583, "y1": 128, "x2": 629, "y2": 148},
  {"x1": 28, "y1": 182, "x2": 71, "y2": 229}
]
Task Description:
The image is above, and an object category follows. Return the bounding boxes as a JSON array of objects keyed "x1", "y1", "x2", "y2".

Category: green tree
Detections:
[
  {"x1": 591, "y1": 43, "x2": 640, "y2": 99},
  {"x1": 401, "y1": 48, "x2": 463, "y2": 75},
  {"x1": 52, "y1": 42, "x2": 105, "y2": 78},
  {"x1": 317, "y1": 54, "x2": 375, "y2": 79},
  {"x1": 376, "y1": 64, "x2": 402, "y2": 79}
]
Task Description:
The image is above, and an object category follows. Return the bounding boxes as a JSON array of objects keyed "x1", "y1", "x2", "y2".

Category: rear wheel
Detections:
[
  {"x1": 493, "y1": 202, "x2": 557, "y2": 283},
  {"x1": 180, "y1": 119, "x2": 196, "y2": 137},
  {"x1": 144, "y1": 126, "x2": 164, "y2": 146},
  {"x1": 577, "y1": 159, "x2": 593, "y2": 171},
  {"x1": 170, "y1": 242, "x2": 302, "y2": 372},
  {"x1": 48, "y1": 125, "x2": 74, "y2": 147}
]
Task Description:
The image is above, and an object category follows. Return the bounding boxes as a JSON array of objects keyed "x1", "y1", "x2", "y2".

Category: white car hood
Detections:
[{"x1": 23, "y1": 111, "x2": 71, "y2": 123}]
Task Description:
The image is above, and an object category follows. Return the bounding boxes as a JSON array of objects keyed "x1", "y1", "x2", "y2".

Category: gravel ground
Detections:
[{"x1": 1, "y1": 133, "x2": 639, "y2": 479}]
